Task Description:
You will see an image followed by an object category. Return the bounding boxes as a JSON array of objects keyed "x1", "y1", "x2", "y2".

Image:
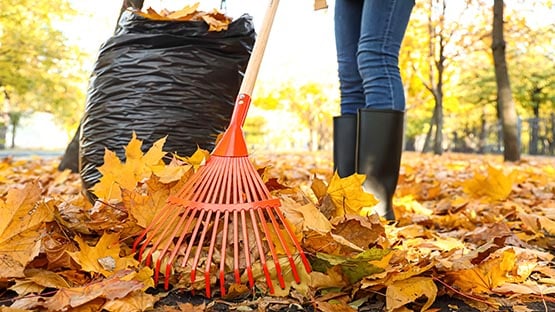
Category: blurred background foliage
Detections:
[{"x1": 0, "y1": 0, "x2": 553, "y2": 155}]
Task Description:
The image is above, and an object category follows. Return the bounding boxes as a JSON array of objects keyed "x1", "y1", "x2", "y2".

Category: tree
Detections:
[
  {"x1": 0, "y1": 0, "x2": 85, "y2": 147},
  {"x1": 492, "y1": 0, "x2": 520, "y2": 161},
  {"x1": 252, "y1": 82, "x2": 337, "y2": 152},
  {"x1": 405, "y1": 0, "x2": 489, "y2": 155}
]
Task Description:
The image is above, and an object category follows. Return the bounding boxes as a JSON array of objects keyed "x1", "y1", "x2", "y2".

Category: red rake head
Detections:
[{"x1": 132, "y1": 155, "x2": 312, "y2": 297}]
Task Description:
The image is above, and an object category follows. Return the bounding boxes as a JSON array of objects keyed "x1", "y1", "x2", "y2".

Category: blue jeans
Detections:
[{"x1": 335, "y1": 0, "x2": 414, "y2": 115}]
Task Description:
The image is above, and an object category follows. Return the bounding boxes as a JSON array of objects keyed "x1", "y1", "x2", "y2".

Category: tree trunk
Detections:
[
  {"x1": 492, "y1": 0, "x2": 520, "y2": 161},
  {"x1": 433, "y1": 98, "x2": 443, "y2": 155},
  {"x1": 422, "y1": 108, "x2": 436, "y2": 153},
  {"x1": 550, "y1": 113, "x2": 555, "y2": 155},
  {"x1": 8, "y1": 112, "x2": 22, "y2": 149}
]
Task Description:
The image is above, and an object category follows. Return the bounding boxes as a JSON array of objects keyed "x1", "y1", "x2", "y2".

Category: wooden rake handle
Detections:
[
  {"x1": 232, "y1": 0, "x2": 280, "y2": 127},
  {"x1": 239, "y1": 0, "x2": 280, "y2": 96},
  {"x1": 213, "y1": 0, "x2": 280, "y2": 157}
]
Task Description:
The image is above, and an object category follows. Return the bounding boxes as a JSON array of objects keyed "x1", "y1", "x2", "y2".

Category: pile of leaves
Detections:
[
  {"x1": 136, "y1": 3, "x2": 231, "y2": 31},
  {"x1": 0, "y1": 133, "x2": 554, "y2": 311}
]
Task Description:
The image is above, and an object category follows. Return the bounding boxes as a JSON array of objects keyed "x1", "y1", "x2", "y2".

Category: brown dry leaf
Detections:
[
  {"x1": 139, "y1": 4, "x2": 234, "y2": 32},
  {"x1": 102, "y1": 290, "x2": 158, "y2": 312},
  {"x1": 309, "y1": 268, "x2": 347, "y2": 290},
  {"x1": 326, "y1": 172, "x2": 378, "y2": 217},
  {"x1": 316, "y1": 300, "x2": 356, "y2": 312},
  {"x1": 518, "y1": 211, "x2": 555, "y2": 236},
  {"x1": 67, "y1": 233, "x2": 139, "y2": 277},
  {"x1": 331, "y1": 214, "x2": 387, "y2": 249},
  {"x1": 165, "y1": 3, "x2": 199, "y2": 20},
  {"x1": 493, "y1": 282, "x2": 555, "y2": 296},
  {"x1": 201, "y1": 11, "x2": 231, "y2": 32},
  {"x1": 386, "y1": 276, "x2": 437, "y2": 311},
  {"x1": 44, "y1": 271, "x2": 143, "y2": 311},
  {"x1": 0, "y1": 181, "x2": 53, "y2": 279},
  {"x1": 296, "y1": 202, "x2": 333, "y2": 233},
  {"x1": 462, "y1": 164, "x2": 516, "y2": 201},
  {"x1": 9, "y1": 269, "x2": 71, "y2": 295},
  {"x1": 176, "y1": 302, "x2": 206, "y2": 312}
]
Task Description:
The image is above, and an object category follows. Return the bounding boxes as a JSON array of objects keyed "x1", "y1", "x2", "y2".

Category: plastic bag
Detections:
[{"x1": 79, "y1": 11, "x2": 255, "y2": 196}]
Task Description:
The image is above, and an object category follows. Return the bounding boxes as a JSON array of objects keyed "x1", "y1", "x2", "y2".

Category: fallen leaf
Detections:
[
  {"x1": 0, "y1": 181, "x2": 53, "y2": 278},
  {"x1": 447, "y1": 248, "x2": 517, "y2": 294},
  {"x1": 386, "y1": 276, "x2": 437, "y2": 311},
  {"x1": 462, "y1": 164, "x2": 516, "y2": 201},
  {"x1": 67, "y1": 233, "x2": 139, "y2": 277},
  {"x1": 326, "y1": 173, "x2": 378, "y2": 217},
  {"x1": 91, "y1": 132, "x2": 167, "y2": 202},
  {"x1": 102, "y1": 290, "x2": 158, "y2": 312},
  {"x1": 44, "y1": 271, "x2": 143, "y2": 311}
]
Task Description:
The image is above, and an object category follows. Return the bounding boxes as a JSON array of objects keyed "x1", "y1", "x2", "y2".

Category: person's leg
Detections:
[
  {"x1": 357, "y1": 0, "x2": 414, "y2": 111},
  {"x1": 356, "y1": 0, "x2": 414, "y2": 220},
  {"x1": 335, "y1": 0, "x2": 364, "y2": 115},
  {"x1": 333, "y1": 0, "x2": 363, "y2": 177}
]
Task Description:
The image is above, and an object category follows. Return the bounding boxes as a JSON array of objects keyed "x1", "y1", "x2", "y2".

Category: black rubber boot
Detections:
[
  {"x1": 333, "y1": 115, "x2": 357, "y2": 177},
  {"x1": 356, "y1": 108, "x2": 404, "y2": 220}
]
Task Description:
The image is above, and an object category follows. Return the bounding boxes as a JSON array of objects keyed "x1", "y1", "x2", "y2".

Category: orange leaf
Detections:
[
  {"x1": 44, "y1": 271, "x2": 143, "y2": 311},
  {"x1": 462, "y1": 164, "x2": 515, "y2": 201},
  {"x1": 0, "y1": 181, "x2": 53, "y2": 278},
  {"x1": 448, "y1": 248, "x2": 517, "y2": 294}
]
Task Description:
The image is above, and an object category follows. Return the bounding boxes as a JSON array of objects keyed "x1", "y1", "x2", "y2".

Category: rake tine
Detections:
[
  {"x1": 240, "y1": 162, "x2": 285, "y2": 289},
  {"x1": 274, "y1": 206, "x2": 312, "y2": 274},
  {"x1": 233, "y1": 210, "x2": 240, "y2": 284},
  {"x1": 266, "y1": 207, "x2": 301, "y2": 283},
  {"x1": 204, "y1": 210, "x2": 222, "y2": 298},
  {"x1": 219, "y1": 211, "x2": 230, "y2": 296},
  {"x1": 142, "y1": 205, "x2": 183, "y2": 268},
  {"x1": 163, "y1": 208, "x2": 199, "y2": 289},
  {"x1": 257, "y1": 208, "x2": 285, "y2": 289},
  {"x1": 153, "y1": 206, "x2": 193, "y2": 285},
  {"x1": 190, "y1": 210, "x2": 213, "y2": 284},
  {"x1": 240, "y1": 210, "x2": 254, "y2": 288},
  {"x1": 249, "y1": 209, "x2": 274, "y2": 294},
  {"x1": 133, "y1": 201, "x2": 174, "y2": 258},
  {"x1": 180, "y1": 209, "x2": 205, "y2": 268}
]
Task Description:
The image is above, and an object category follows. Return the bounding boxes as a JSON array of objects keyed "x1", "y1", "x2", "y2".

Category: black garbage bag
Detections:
[{"x1": 79, "y1": 11, "x2": 255, "y2": 197}]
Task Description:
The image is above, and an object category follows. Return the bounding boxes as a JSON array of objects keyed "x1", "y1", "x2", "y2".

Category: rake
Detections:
[{"x1": 132, "y1": 0, "x2": 311, "y2": 297}]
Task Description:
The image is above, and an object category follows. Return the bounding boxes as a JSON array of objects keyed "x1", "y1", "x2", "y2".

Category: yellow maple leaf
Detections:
[
  {"x1": 386, "y1": 276, "x2": 437, "y2": 311},
  {"x1": 182, "y1": 147, "x2": 210, "y2": 171},
  {"x1": 326, "y1": 172, "x2": 378, "y2": 217},
  {"x1": 91, "y1": 132, "x2": 167, "y2": 202},
  {"x1": 0, "y1": 181, "x2": 54, "y2": 279},
  {"x1": 462, "y1": 164, "x2": 516, "y2": 201},
  {"x1": 67, "y1": 233, "x2": 139, "y2": 277},
  {"x1": 151, "y1": 159, "x2": 191, "y2": 184}
]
